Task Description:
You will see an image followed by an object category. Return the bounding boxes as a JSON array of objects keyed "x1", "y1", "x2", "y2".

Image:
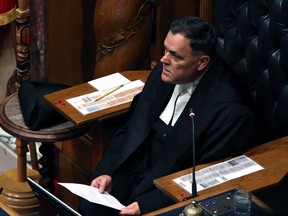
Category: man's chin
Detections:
[{"x1": 161, "y1": 73, "x2": 171, "y2": 83}]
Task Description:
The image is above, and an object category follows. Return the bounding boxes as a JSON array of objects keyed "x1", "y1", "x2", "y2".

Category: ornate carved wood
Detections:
[{"x1": 93, "y1": 0, "x2": 154, "y2": 78}]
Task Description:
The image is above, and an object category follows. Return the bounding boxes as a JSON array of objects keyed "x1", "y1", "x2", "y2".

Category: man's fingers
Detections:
[{"x1": 98, "y1": 178, "x2": 107, "y2": 193}]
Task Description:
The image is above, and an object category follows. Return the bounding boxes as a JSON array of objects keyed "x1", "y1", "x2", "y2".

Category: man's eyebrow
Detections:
[{"x1": 169, "y1": 50, "x2": 184, "y2": 60}]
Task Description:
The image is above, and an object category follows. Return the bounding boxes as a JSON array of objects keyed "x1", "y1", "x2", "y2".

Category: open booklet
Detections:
[
  {"x1": 59, "y1": 183, "x2": 126, "y2": 211},
  {"x1": 67, "y1": 72, "x2": 145, "y2": 115}
]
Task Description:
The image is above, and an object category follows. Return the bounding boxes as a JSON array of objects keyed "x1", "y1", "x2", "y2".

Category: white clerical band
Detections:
[{"x1": 160, "y1": 84, "x2": 191, "y2": 126}]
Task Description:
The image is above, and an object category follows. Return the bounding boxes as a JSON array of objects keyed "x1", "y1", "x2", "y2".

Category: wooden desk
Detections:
[
  {"x1": 145, "y1": 185, "x2": 274, "y2": 216},
  {"x1": 146, "y1": 137, "x2": 288, "y2": 215},
  {"x1": 44, "y1": 70, "x2": 150, "y2": 126}
]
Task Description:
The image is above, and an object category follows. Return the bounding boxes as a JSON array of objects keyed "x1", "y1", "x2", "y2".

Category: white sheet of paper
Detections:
[
  {"x1": 59, "y1": 183, "x2": 126, "y2": 210},
  {"x1": 88, "y1": 72, "x2": 131, "y2": 91},
  {"x1": 66, "y1": 80, "x2": 144, "y2": 115},
  {"x1": 173, "y1": 155, "x2": 264, "y2": 193}
]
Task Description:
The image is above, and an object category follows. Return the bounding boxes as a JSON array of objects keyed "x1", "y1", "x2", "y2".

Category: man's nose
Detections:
[{"x1": 160, "y1": 52, "x2": 170, "y2": 64}]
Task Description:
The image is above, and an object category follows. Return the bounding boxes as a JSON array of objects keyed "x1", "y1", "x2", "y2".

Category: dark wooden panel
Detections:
[{"x1": 47, "y1": 0, "x2": 84, "y2": 85}]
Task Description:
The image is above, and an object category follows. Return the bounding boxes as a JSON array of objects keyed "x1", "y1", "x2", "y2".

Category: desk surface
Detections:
[
  {"x1": 44, "y1": 70, "x2": 150, "y2": 126},
  {"x1": 146, "y1": 136, "x2": 288, "y2": 215}
]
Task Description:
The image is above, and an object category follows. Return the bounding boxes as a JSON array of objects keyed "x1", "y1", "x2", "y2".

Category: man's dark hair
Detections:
[{"x1": 170, "y1": 16, "x2": 217, "y2": 57}]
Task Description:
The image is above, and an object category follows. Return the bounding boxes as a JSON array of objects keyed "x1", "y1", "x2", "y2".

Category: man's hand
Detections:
[
  {"x1": 119, "y1": 202, "x2": 141, "y2": 215},
  {"x1": 90, "y1": 175, "x2": 112, "y2": 193}
]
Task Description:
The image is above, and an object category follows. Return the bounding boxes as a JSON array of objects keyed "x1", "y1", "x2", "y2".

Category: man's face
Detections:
[{"x1": 160, "y1": 31, "x2": 209, "y2": 84}]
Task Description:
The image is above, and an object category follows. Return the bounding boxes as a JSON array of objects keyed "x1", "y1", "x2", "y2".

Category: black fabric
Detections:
[
  {"x1": 18, "y1": 81, "x2": 69, "y2": 130},
  {"x1": 213, "y1": 0, "x2": 288, "y2": 143}
]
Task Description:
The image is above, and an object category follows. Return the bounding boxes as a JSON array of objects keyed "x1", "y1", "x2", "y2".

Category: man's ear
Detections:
[{"x1": 197, "y1": 55, "x2": 210, "y2": 71}]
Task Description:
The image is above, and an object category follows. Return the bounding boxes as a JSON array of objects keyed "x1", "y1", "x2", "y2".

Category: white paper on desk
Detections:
[
  {"x1": 173, "y1": 155, "x2": 264, "y2": 194},
  {"x1": 59, "y1": 183, "x2": 126, "y2": 210},
  {"x1": 66, "y1": 80, "x2": 144, "y2": 115},
  {"x1": 88, "y1": 72, "x2": 131, "y2": 90}
]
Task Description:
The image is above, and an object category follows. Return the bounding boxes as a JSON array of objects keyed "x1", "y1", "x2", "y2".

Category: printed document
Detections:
[
  {"x1": 67, "y1": 79, "x2": 144, "y2": 115},
  {"x1": 173, "y1": 155, "x2": 264, "y2": 193},
  {"x1": 59, "y1": 183, "x2": 126, "y2": 210}
]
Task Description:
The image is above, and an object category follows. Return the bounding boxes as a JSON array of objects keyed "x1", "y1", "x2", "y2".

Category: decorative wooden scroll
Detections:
[{"x1": 93, "y1": 0, "x2": 157, "y2": 78}]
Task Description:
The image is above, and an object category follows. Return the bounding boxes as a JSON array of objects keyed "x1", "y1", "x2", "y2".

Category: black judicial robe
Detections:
[{"x1": 92, "y1": 56, "x2": 256, "y2": 213}]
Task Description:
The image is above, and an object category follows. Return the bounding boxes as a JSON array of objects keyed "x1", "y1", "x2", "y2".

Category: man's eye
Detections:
[
  {"x1": 172, "y1": 53, "x2": 183, "y2": 61},
  {"x1": 164, "y1": 49, "x2": 183, "y2": 61},
  {"x1": 173, "y1": 54, "x2": 181, "y2": 59}
]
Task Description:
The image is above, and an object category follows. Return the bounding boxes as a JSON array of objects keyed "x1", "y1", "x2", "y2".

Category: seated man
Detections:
[{"x1": 79, "y1": 16, "x2": 257, "y2": 215}]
